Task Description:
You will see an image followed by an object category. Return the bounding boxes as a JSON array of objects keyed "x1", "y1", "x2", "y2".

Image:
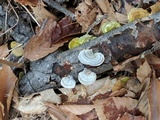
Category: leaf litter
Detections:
[{"x1": 0, "y1": 0, "x2": 160, "y2": 119}]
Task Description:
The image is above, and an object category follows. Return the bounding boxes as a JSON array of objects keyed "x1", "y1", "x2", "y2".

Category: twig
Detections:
[
  {"x1": 43, "y1": 0, "x2": 75, "y2": 20},
  {"x1": 4, "y1": 1, "x2": 9, "y2": 32},
  {"x1": 0, "y1": 59, "x2": 22, "y2": 67},
  {"x1": 0, "y1": 0, "x2": 19, "y2": 37},
  {"x1": 21, "y1": 5, "x2": 41, "y2": 27},
  {"x1": 86, "y1": 14, "x2": 108, "y2": 34}
]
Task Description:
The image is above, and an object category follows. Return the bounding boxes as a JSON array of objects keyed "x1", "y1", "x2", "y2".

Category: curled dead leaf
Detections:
[
  {"x1": 59, "y1": 105, "x2": 95, "y2": 115},
  {"x1": 95, "y1": 0, "x2": 111, "y2": 13},
  {"x1": 0, "y1": 44, "x2": 9, "y2": 59},
  {"x1": 75, "y1": 2, "x2": 98, "y2": 32},
  {"x1": 31, "y1": 5, "x2": 57, "y2": 23},
  {"x1": 18, "y1": 95, "x2": 47, "y2": 114},
  {"x1": 120, "y1": 112, "x2": 145, "y2": 120},
  {"x1": 24, "y1": 17, "x2": 81, "y2": 61},
  {"x1": 17, "y1": 89, "x2": 61, "y2": 114},
  {"x1": 94, "y1": 97, "x2": 138, "y2": 120},
  {"x1": 148, "y1": 71, "x2": 160, "y2": 119},
  {"x1": 149, "y1": 2, "x2": 160, "y2": 15},
  {"x1": 84, "y1": 0, "x2": 93, "y2": 6},
  {"x1": 14, "y1": 0, "x2": 39, "y2": 6},
  {"x1": 46, "y1": 103, "x2": 81, "y2": 120},
  {"x1": 0, "y1": 102, "x2": 4, "y2": 120},
  {"x1": 24, "y1": 19, "x2": 57, "y2": 61},
  {"x1": 136, "y1": 59, "x2": 151, "y2": 83},
  {"x1": 0, "y1": 65, "x2": 17, "y2": 119}
]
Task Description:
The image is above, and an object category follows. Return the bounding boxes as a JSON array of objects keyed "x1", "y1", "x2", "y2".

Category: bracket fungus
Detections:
[
  {"x1": 127, "y1": 8, "x2": 149, "y2": 22},
  {"x1": 60, "y1": 75, "x2": 76, "y2": 88},
  {"x1": 78, "y1": 68, "x2": 97, "y2": 85},
  {"x1": 101, "y1": 21, "x2": 121, "y2": 33},
  {"x1": 78, "y1": 49, "x2": 105, "y2": 66}
]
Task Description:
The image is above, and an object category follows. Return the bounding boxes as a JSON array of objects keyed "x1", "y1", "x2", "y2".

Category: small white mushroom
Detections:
[
  {"x1": 78, "y1": 49, "x2": 105, "y2": 66},
  {"x1": 61, "y1": 75, "x2": 76, "y2": 88},
  {"x1": 78, "y1": 68, "x2": 97, "y2": 85}
]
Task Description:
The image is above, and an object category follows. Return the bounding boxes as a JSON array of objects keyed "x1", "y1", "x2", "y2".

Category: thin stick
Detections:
[
  {"x1": 86, "y1": 14, "x2": 108, "y2": 34},
  {"x1": 0, "y1": 0, "x2": 19, "y2": 37},
  {"x1": 21, "y1": 5, "x2": 41, "y2": 27},
  {"x1": 0, "y1": 59, "x2": 22, "y2": 67},
  {"x1": 43, "y1": 0, "x2": 75, "y2": 20}
]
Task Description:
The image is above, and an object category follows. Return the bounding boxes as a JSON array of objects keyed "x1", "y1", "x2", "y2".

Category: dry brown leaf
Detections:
[
  {"x1": 124, "y1": 0, "x2": 134, "y2": 15},
  {"x1": 109, "y1": 88, "x2": 127, "y2": 97},
  {"x1": 126, "y1": 78, "x2": 141, "y2": 94},
  {"x1": 17, "y1": 89, "x2": 61, "y2": 114},
  {"x1": 59, "y1": 107, "x2": 82, "y2": 120},
  {"x1": 119, "y1": 112, "x2": 145, "y2": 120},
  {"x1": 49, "y1": 114, "x2": 59, "y2": 120},
  {"x1": 148, "y1": 71, "x2": 160, "y2": 119},
  {"x1": 146, "y1": 54, "x2": 160, "y2": 77},
  {"x1": 60, "y1": 76, "x2": 112, "y2": 101},
  {"x1": 150, "y1": 2, "x2": 160, "y2": 14},
  {"x1": 137, "y1": 77, "x2": 150, "y2": 119},
  {"x1": 124, "y1": 90, "x2": 136, "y2": 98},
  {"x1": 88, "y1": 77, "x2": 117, "y2": 100},
  {"x1": 46, "y1": 103, "x2": 81, "y2": 120},
  {"x1": 113, "y1": 97, "x2": 138, "y2": 110},
  {"x1": 75, "y1": 2, "x2": 98, "y2": 32},
  {"x1": 113, "y1": 55, "x2": 140, "y2": 72},
  {"x1": 113, "y1": 12, "x2": 128, "y2": 24},
  {"x1": 40, "y1": 89, "x2": 61, "y2": 104},
  {"x1": 86, "y1": 77, "x2": 107, "y2": 95},
  {"x1": 59, "y1": 77, "x2": 115, "y2": 102},
  {"x1": 24, "y1": 17, "x2": 81, "y2": 61},
  {"x1": 95, "y1": 0, "x2": 113, "y2": 13},
  {"x1": 0, "y1": 44, "x2": 9, "y2": 59},
  {"x1": 112, "y1": 80, "x2": 125, "y2": 92},
  {"x1": 14, "y1": 0, "x2": 39, "y2": 6},
  {"x1": 77, "y1": 109, "x2": 97, "y2": 120},
  {"x1": 15, "y1": 0, "x2": 57, "y2": 23},
  {"x1": 0, "y1": 65, "x2": 17, "y2": 119},
  {"x1": 136, "y1": 59, "x2": 151, "y2": 83},
  {"x1": 146, "y1": 54, "x2": 160, "y2": 65},
  {"x1": 59, "y1": 105, "x2": 94, "y2": 115},
  {"x1": 18, "y1": 95, "x2": 47, "y2": 114},
  {"x1": 31, "y1": 6, "x2": 57, "y2": 23},
  {"x1": 59, "y1": 85, "x2": 87, "y2": 103},
  {"x1": 24, "y1": 20, "x2": 58, "y2": 61},
  {"x1": 94, "y1": 97, "x2": 138, "y2": 120},
  {"x1": 0, "y1": 102, "x2": 4, "y2": 120},
  {"x1": 84, "y1": 0, "x2": 93, "y2": 6}
]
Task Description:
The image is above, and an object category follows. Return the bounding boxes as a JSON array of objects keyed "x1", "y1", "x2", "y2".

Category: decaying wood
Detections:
[
  {"x1": 54, "y1": 13, "x2": 160, "y2": 77},
  {"x1": 19, "y1": 13, "x2": 160, "y2": 95}
]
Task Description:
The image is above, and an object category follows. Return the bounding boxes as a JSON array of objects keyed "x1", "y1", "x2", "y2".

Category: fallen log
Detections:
[{"x1": 19, "y1": 13, "x2": 160, "y2": 95}]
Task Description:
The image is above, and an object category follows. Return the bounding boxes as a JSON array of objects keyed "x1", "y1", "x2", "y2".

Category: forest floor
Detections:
[{"x1": 1, "y1": 0, "x2": 160, "y2": 120}]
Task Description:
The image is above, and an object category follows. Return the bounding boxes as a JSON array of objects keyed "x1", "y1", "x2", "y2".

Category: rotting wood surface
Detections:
[{"x1": 19, "y1": 13, "x2": 160, "y2": 95}]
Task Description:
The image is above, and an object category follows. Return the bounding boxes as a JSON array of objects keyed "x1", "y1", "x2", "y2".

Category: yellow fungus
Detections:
[
  {"x1": 68, "y1": 37, "x2": 80, "y2": 49},
  {"x1": 101, "y1": 21, "x2": 121, "y2": 33},
  {"x1": 78, "y1": 34, "x2": 96, "y2": 44},
  {"x1": 10, "y1": 41, "x2": 24, "y2": 57},
  {"x1": 128, "y1": 8, "x2": 149, "y2": 22},
  {"x1": 68, "y1": 34, "x2": 96, "y2": 49},
  {"x1": 120, "y1": 76, "x2": 129, "y2": 83}
]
